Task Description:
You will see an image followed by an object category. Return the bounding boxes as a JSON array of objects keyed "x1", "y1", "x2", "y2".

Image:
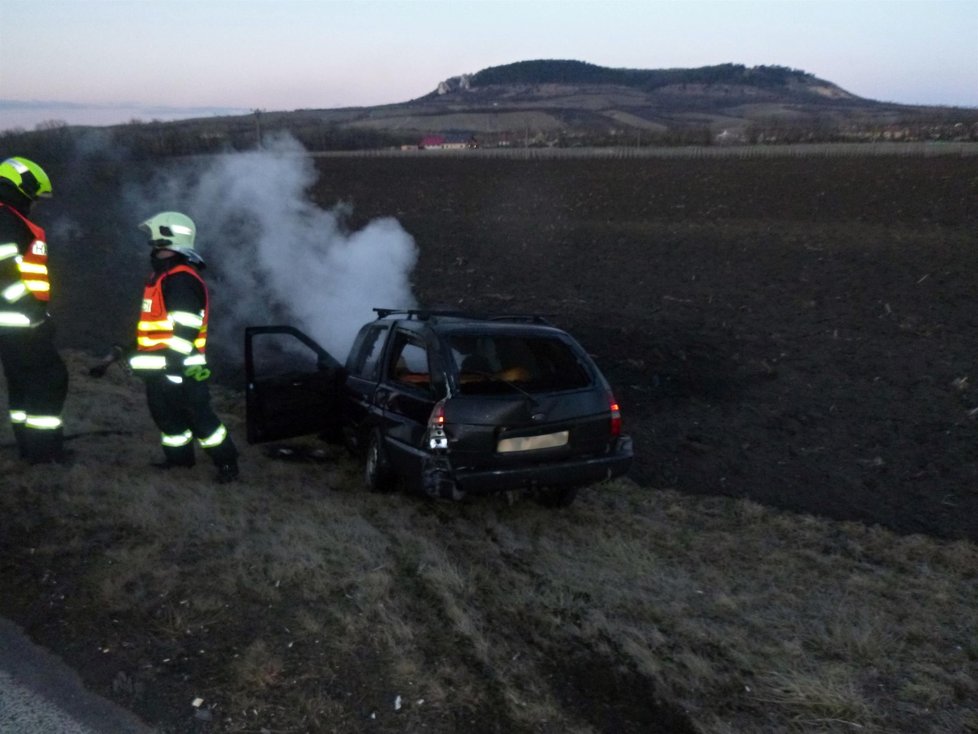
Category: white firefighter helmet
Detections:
[{"x1": 139, "y1": 211, "x2": 205, "y2": 266}]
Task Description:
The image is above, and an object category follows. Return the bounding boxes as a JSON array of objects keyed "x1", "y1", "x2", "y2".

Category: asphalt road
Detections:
[{"x1": 0, "y1": 617, "x2": 153, "y2": 734}]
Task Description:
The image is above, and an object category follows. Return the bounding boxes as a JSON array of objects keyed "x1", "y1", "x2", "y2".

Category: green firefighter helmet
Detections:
[{"x1": 0, "y1": 156, "x2": 53, "y2": 201}]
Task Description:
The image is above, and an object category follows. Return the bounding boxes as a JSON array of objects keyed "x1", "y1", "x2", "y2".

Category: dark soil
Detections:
[{"x1": 308, "y1": 153, "x2": 978, "y2": 542}]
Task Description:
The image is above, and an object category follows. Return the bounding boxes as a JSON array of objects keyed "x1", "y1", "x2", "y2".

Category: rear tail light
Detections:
[
  {"x1": 427, "y1": 399, "x2": 449, "y2": 450},
  {"x1": 609, "y1": 394, "x2": 622, "y2": 437}
]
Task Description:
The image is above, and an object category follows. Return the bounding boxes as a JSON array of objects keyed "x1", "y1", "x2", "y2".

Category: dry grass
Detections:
[{"x1": 0, "y1": 349, "x2": 975, "y2": 733}]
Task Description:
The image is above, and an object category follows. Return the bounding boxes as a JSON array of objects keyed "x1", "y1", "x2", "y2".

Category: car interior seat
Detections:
[{"x1": 461, "y1": 354, "x2": 492, "y2": 374}]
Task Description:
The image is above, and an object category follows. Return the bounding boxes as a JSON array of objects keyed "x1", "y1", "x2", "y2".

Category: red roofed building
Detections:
[{"x1": 419, "y1": 134, "x2": 477, "y2": 150}]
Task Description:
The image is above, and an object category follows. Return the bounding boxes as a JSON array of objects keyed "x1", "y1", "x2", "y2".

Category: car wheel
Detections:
[
  {"x1": 537, "y1": 486, "x2": 578, "y2": 508},
  {"x1": 365, "y1": 429, "x2": 396, "y2": 493}
]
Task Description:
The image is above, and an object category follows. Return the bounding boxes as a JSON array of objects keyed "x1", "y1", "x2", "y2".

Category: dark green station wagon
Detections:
[{"x1": 245, "y1": 309, "x2": 633, "y2": 507}]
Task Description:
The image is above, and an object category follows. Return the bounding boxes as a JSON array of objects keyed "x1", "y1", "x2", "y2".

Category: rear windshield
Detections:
[{"x1": 448, "y1": 333, "x2": 592, "y2": 395}]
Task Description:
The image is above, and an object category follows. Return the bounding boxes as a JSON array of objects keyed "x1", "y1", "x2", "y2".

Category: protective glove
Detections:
[
  {"x1": 22, "y1": 298, "x2": 49, "y2": 328},
  {"x1": 164, "y1": 352, "x2": 185, "y2": 385}
]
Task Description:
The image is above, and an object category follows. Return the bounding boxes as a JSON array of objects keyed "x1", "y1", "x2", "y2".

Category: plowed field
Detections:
[{"x1": 306, "y1": 153, "x2": 978, "y2": 541}]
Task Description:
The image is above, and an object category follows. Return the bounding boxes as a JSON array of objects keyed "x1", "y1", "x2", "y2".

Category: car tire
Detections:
[
  {"x1": 537, "y1": 486, "x2": 578, "y2": 508},
  {"x1": 365, "y1": 428, "x2": 396, "y2": 493}
]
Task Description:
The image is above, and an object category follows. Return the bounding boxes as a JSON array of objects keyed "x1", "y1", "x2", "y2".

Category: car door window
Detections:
[
  {"x1": 347, "y1": 324, "x2": 389, "y2": 380},
  {"x1": 388, "y1": 334, "x2": 433, "y2": 393}
]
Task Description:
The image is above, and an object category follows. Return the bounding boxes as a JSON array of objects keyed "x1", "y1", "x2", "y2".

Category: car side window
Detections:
[
  {"x1": 388, "y1": 334, "x2": 433, "y2": 393},
  {"x1": 347, "y1": 324, "x2": 389, "y2": 380}
]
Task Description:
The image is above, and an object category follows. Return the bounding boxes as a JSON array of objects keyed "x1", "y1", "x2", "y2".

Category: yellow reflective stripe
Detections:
[
  {"x1": 193, "y1": 337, "x2": 206, "y2": 348},
  {"x1": 170, "y1": 310, "x2": 204, "y2": 328},
  {"x1": 167, "y1": 335, "x2": 194, "y2": 354},
  {"x1": 25, "y1": 415, "x2": 63, "y2": 430},
  {"x1": 199, "y1": 424, "x2": 228, "y2": 448},
  {"x1": 161, "y1": 430, "x2": 193, "y2": 447},
  {"x1": 0, "y1": 243, "x2": 18, "y2": 260},
  {"x1": 17, "y1": 261, "x2": 47, "y2": 275},
  {"x1": 2, "y1": 282, "x2": 27, "y2": 302},
  {"x1": 184, "y1": 354, "x2": 207, "y2": 366},
  {"x1": 0, "y1": 311, "x2": 31, "y2": 327},
  {"x1": 138, "y1": 319, "x2": 174, "y2": 331},
  {"x1": 137, "y1": 336, "x2": 170, "y2": 348},
  {"x1": 24, "y1": 280, "x2": 49, "y2": 293},
  {"x1": 10, "y1": 410, "x2": 27, "y2": 423},
  {"x1": 166, "y1": 375, "x2": 184, "y2": 384},
  {"x1": 129, "y1": 354, "x2": 167, "y2": 370}
]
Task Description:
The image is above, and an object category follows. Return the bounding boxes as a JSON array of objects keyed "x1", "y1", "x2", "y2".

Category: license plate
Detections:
[{"x1": 497, "y1": 430, "x2": 569, "y2": 453}]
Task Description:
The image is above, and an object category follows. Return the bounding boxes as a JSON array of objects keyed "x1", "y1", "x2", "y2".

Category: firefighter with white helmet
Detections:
[
  {"x1": 127, "y1": 211, "x2": 239, "y2": 482},
  {"x1": 0, "y1": 156, "x2": 69, "y2": 463}
]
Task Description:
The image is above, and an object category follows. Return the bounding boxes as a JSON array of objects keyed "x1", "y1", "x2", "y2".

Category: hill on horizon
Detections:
[
  {"x1": 201, "y1": 58, "x2": 978, "y2": 149},
  {"x1": 428, "y1": 59, "x2": 858, "y2": 98},
  {"x1": 4, "y1": 59, "x2": 976, "y2": 153}
]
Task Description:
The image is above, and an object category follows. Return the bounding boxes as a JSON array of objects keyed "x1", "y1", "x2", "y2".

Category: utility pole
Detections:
[{"x1": 254, "y1": 109, "x2": 263, "y2": 149}]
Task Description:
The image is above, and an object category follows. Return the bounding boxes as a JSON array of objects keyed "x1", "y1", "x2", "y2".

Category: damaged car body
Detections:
[{"x1": 245, "y1": 309, "x2": 633, "y2": 506}]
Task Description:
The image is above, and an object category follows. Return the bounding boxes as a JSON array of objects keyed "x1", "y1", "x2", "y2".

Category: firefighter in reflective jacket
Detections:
[
  {"x1": 0, "y1": 156, "x2": 69, "y2": 463},
  {"x1": 128, "y1": 212, "x2": 239, "y2": 482}
]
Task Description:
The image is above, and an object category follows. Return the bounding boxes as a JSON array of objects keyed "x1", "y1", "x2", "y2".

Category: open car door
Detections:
[{"x1": 245, "y1": 325, "x2": 346, "y2": 444}]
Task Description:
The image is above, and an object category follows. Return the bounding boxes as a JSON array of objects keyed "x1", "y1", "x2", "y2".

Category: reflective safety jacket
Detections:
[
  {"x1": 0, "y1": 203, "x2": 50, "y2": 328},
  {"x1": 129, "y1": 263, "x2": 209, "y2": 380}
]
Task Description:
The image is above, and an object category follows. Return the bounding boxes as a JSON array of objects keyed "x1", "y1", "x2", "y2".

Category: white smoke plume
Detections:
[{"x1": 125, "y1": 133, "x2": 418, "y2": 362}]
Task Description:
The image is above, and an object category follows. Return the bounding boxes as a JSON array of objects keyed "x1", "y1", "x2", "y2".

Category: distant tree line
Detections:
[
  {"x1": 468, "y1": 60, "x2": 818, "y2": 92},
  {"x1": 0, "y1": 114, "x2": 415, "y2": 161}
]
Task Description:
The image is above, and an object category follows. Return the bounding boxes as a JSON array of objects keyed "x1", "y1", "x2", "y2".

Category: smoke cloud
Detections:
[{"x1": 125, "y1": 133, "x2": 418, "y2": 362}]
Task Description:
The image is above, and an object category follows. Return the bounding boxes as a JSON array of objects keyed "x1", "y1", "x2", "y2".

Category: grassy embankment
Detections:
[{"x1": 0, "y1": 350, "x2": 975, "y2": 733}]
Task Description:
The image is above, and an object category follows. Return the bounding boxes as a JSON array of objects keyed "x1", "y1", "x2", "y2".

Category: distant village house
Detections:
[{"x1": 418, "y1": 134, "x2": 478, "y2": 150}]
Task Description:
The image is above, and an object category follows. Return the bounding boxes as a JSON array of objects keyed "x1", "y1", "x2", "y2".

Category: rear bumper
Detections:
[{"x1": 432, "y1": 436, "x2": 633, "y2": 496}]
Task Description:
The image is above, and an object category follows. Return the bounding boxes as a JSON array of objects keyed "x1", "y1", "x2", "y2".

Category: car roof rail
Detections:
[
  {"x1": 372, "y1": 307, "x2": 553, "y2": 325},
  {"x1": 487, "y1": 314, "x2": 555, "y2": 326},
  {"x1": 372, "y1": 308, "x2": 455, "y2": 321},
  {"x1": 372, "y1": 308, "x2": 408, "y2": 319}
]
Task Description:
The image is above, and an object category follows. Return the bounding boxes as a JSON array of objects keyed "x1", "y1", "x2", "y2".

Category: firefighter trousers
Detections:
[
  {"x1": 0, "y1": 320, "x2": 69, "y2": 462},
  {"x1": 144, "y1": 374, "x2": 237, "y2": 468}
]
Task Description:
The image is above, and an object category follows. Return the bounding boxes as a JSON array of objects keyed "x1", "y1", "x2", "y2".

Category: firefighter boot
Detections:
[
  {"x1": 216, "y1": 460, "x2": 239, "y2": 484},
  {"x1": 154, "y1": 444, "x2": 196, "y2": 469},
  {"x1": 206, "y1": 434, "x2": 239, "y2": 484},
  {"x1": 23, "y1": 427, "x2": 69, "y2": 465},
  {"x1": 12, "y1": 423, "x2": 27, "y2": 459}
]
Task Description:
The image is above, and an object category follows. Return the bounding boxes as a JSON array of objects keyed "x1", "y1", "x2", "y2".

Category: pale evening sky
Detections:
[{"x1": 1, "y1": 0, "x2": 976, "y2": 131}]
